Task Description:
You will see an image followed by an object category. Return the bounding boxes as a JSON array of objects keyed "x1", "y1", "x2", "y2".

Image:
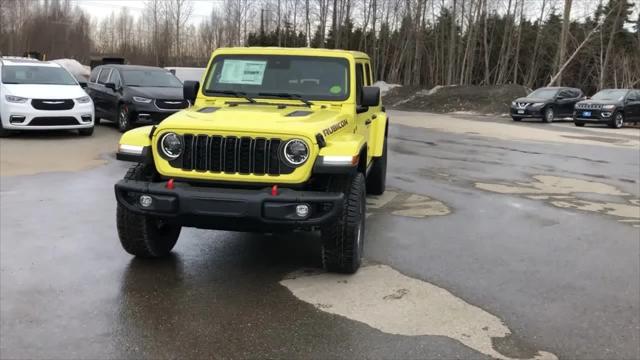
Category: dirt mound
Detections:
[{"x1": 383, "y1": 84, "x2": 529, "y2": 115}]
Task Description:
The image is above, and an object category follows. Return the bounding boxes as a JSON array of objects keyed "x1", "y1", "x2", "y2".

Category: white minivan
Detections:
[{"x1": 0, "y1": 57, "x2": 95, "y2": 136}]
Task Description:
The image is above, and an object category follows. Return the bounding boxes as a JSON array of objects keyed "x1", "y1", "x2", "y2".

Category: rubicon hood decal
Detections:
[{"x1": 322, "y1": 119, "x2": 348, "y2": 136}]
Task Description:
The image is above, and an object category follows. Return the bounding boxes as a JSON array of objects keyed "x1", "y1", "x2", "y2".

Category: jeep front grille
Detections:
[{"x1": 176, "y1": 134, "x2": 295, "y2": 175}]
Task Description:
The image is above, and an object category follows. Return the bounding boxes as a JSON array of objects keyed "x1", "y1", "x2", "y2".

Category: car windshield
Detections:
[
  {"x1": 527, "y1": 88, "x2": 558, "y2": 99},
  {"x1": 591, "y1": 89, "x2": 628, "y2": 101},
  {"x1": 203, "y1": 55, "x2": 350, "y2": 101},
  {"x1": 122, "y1": 69, "x2": 182, "y2": 87},
  {"x1": 1, "y1": 65, "x2": 77, "y2": 85}
]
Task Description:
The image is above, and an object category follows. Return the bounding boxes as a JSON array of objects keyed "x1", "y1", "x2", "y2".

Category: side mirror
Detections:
[
  {"x1": 361, "y1": 86, "x2": 380, "y2": 107},
  {"x1": 78, "y1": 81, "x2": 87, "y2": 88},
  {"x1": 183, "y1": 80, "x2": 200, "y2": 105},
  {"x1": 105, "y1": 82, "x2": 116, "y2": 91}
]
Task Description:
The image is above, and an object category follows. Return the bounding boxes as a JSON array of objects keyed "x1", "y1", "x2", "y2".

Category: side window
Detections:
[
  {"x1": 355, "y1": 63, "x2": 364, "y2": 105},
  {"x1": 89, "y1": 68, "x2": 100, "y2": 83},
  {"x1": 110, "y1": 70, "x2": 122, "y2": 88},
  {"x1": 558, "y1": 90, "x2": 570, "y2": 99},
  {"x1": 97, "y1": 68, "x2": 111, "y2": 85},
  {"x1": 571, "y1": 89, "x2": 581, "y2": 98},
  {"x1": 364, "y1": 63, "x2": 372, "y2": 86}
]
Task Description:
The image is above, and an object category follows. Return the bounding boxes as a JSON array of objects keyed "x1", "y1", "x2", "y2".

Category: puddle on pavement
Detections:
[
  {"x1": 475, "y1": 175, "x2": 640, "y2": 227},
  {"x1": 366, "y1": 188, "x2": 451, "y2": 219},
  {"x1": 281, "y1": 265, "x2": 557, "y2": 360}
]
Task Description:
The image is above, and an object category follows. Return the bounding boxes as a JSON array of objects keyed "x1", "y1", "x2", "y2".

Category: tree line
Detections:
[{"x1": 1, "y1": 0, "x2": 638, "y2": 93}]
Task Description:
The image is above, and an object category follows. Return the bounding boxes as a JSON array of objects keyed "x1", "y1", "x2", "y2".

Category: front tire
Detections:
[
  {"x1": 609, "y1": 112, "x2": 624, "y2": 129},
  {"x1": 543, "y1": 107, "x2": 554, "y2": 123},
  {"x1": 574, "y1": 122, "x2": 585, "y2": 127},
  {"x1": 366, "y1": 139, "x2": 387, "y2": 195},
  {"x1": 512, "y1": 117, "x2": 521, "y2": 122},
  {"x1": 117, "y1": 104, "x2": 132, "y2": 133},
  {"x1": 0, "y1": 120, "x2": 11, "y2": 137},
  {"x1": 116, "y1": 164, "x2": 181, "y2": 258},
  {"x1": 321, "y1": 173, "x2": 366, "y2": 274},
  {"x1": 78, "y1": 127, "x2": 94, "y2": 136}
]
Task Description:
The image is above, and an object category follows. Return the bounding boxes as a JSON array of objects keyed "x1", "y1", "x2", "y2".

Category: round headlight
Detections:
[
  {"x1": 282, "y1": 139, "x2": 309, "y2": 166},
  {"x1": 160, "y1": 132, "x2": 183, "y2": 159}
]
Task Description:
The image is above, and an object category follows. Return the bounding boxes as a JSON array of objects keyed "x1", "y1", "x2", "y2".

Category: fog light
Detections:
[
  {"x1": 601, "y1": 112, "x2": 612, "y2": 118},
  {"x1": 139, "y1": 195, "x2": 153, "y2": 208},
  {"x1": 10, "y1": 115, "x2": 26, "y2": 124},
  {"x1": 81, "y1": 114, "x2": 92, "y2": 122},
  {"x1": 296, "y1": 204, "x2": 310, "y2": 218}
]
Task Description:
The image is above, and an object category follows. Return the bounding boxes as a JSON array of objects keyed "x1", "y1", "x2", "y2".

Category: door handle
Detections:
[{"x1": 365, "y1": 119, "x2": 372, "y2": 125}]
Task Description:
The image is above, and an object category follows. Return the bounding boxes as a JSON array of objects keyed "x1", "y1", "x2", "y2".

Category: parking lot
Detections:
[{"x1": 1, "y1": 110, "x2": 639, "y2": 359}]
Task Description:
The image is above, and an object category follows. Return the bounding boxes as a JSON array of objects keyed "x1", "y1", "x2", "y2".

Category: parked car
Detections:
[
  {"x1": 511, "y1": 87, "x2": 584, "y2": 123},
  {"x1": 0, "y1": 57, "x2": 94, "y2": 137},
  {"x1": 165, "y1": 67, "x2": 205, "y2": 83},
  {"x1": 574, "y1": 89, "x2": 640, "y2": 128},
  {"x1": 86, "y1": 65, "x2": 188, "y2": 132}
]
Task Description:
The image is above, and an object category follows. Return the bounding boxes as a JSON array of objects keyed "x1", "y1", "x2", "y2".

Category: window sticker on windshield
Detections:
[{"x1": 219, "y1": 60, "x2": 267, "y2": 85}]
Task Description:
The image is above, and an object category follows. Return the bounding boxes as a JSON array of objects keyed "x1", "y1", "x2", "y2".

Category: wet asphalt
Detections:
[{"x1": 1, "y1": 112, "x2": 639, "y2": 359}]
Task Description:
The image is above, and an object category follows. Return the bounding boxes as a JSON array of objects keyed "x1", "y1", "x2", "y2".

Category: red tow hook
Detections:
[
  {"x1": 166, "y1": 178, "x2": 175, "y2": 190},
  {"x1": 271, "y1": 184, "x2": 279, "y2": 196}
]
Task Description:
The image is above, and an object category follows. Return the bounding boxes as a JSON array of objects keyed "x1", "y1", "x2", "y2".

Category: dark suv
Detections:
[
  {"x1": 511, "y1": 87, "x2": 584, "y2": 123},
  {"x1": 574, "y1": 89, "x2": 640, "y2": 128},
  {"x1": 86, "y1": 65, "x2": 188, "y2": 132}
]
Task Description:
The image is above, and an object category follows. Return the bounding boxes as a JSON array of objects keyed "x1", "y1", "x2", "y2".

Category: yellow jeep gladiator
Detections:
[{"x1": 114, "y1": 47, "x2": 388, "y2": 273}]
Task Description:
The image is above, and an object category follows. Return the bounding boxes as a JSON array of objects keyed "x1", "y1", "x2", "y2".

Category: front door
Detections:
[{"x1": 354, "y1": 61, "x2": 374, "y2": 167}]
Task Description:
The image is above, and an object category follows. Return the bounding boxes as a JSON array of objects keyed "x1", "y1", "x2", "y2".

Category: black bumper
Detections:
[
  {"x1": 510, "y1": 108, "x2": 543, "y2": 118},
  {"x1": 115, "y1": 180, "x2": 343, "y2": 231}
]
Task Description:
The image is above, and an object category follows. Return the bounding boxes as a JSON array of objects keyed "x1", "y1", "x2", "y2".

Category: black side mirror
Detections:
[
  {"x1": 361, "y1": 86, "x2": 380, "y2": 107},
  {"x1": 105, "y1": 82, "x2": 116, "y2": 91},
  {"x1": 78, "y1": 81, "x2": 87, "y2": 88},
  {"x1": 183, "y1": 80, "x2": 200, "y2": 105}
]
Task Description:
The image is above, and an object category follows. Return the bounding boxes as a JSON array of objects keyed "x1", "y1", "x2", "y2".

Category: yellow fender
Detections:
[
  {"x1": 369, "y1": 111, "x2": 388, "y2": 157},
  {"x1": 119, "y1": 126, "x2": 154, "y2": 147}
]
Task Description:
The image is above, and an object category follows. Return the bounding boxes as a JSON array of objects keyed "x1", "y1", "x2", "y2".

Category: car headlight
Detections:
[
  {"x1": 5, "y1": 95, "x2": 28, "y2": 103},
  {"x1": 133, "y1": 96, "x2": 152, "y2": 104},
  {"x1": 511, "y1": 101, "x2": 516, "y2": 106},
  {"x1": 75, "y1": 96, "x2": 92, "y2": 104},
  {"x1": 160, "y1": 132, "x2": 183, "y2": 159},
  {"x1": 531, "y1": 102, "x2": 545, "y2": 107},
  {"x1": 602, "y1": 104, "x2": 616, "y2": 111},
  {"x1": 281, "y1": 139, "x2": 309, "y2": 167}
]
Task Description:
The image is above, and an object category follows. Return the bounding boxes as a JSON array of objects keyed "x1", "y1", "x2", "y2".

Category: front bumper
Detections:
[
  {"x1": 129, "y1": 101, "x2": 187, "y2": 124},
  {"x1": 1, "y1": 100, "x2": 94, "y2": 130},
  {"x1": 573, "y1": 109, "x2": 613, "y2": 123},
  {"x1": 510, "y1": 107, "x2": 543, "y2": 118},
  {"x1": 115, "y1": 179, "x2": 343, "y2": 231}
]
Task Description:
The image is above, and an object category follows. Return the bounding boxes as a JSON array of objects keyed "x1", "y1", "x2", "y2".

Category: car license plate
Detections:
[
  {"x1": 517, "y1": 110, "x2": 524, "y2": 114},
  {"x1": 582, "y1": 111, "x2": 591, "y2": 117}
]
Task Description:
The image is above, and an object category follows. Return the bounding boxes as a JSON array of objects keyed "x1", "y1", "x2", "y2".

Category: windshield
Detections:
[
  {"x1": 527, "y1": 88, "x2": 558, "y2": 99},
  {"x1": 122, "y1": 70, "x2": 182, "y2": 87},
  {"x1": 203, "y1": 55, "x2": 350, "y2": 101},
  {"x1": 592, "y1": 89, "x2": 628, "y2": 101},
  {"x1": 1, "y1": 65, "x2": 77, "y2": 85}
]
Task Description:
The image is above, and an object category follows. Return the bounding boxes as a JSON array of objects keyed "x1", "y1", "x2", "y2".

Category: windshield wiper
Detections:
[
  {"x1": 209, "y1": 90, "x2": 256, "y2": 103},
  {"x1": 258, "y1": 92, "x2": 314, "y2": 107}
]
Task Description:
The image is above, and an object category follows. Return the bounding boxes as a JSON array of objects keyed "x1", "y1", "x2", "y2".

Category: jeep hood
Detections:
[{"x1": 158, "y1": 104, "x2": 350, "y2": 141}]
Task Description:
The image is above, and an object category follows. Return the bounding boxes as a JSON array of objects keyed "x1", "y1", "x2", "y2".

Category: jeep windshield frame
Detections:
[{"x1": 202, "y1": 54, "x2": 350, "y2": 102}]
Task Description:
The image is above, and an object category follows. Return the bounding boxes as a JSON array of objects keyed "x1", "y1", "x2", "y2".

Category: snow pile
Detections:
[
  {"x1": 373, "y1": 81, "x2": 401, "y2": 95},
  {"x1": 51, "y1": 58, "x2": 91, "y2": 81}
]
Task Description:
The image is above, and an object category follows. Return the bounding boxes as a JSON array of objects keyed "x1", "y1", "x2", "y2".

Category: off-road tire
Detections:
[
  {"x1": 543, "y1": 106, "x2": 554, "y2": 123},
  {"x1": 609, "y1": 112, "x2": 624, "y2": 129},
  {"x1": 78, "y1": 127, "x2": 94, "y2": 136},
  {"x1": 117, "y1": 103, "x2": 132, "y2": 133},
  {"x1": 366, "y1": 139, "x2": 387, "y2": 195},
  {"x1": 116, "y1": 164, "x2": 181, "y2": 258},
  {"x1": 574, "y1": 122, "x2": 585, "y2": 127},
  {"x1": 321, "y1": 173, "x2": 366, "y2": 274}
]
